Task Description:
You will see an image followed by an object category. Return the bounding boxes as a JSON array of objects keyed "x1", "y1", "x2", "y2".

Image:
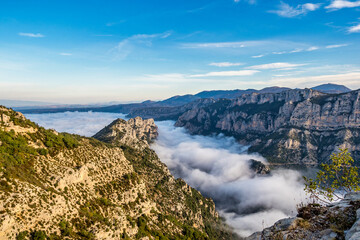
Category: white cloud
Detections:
[
  {"x1": 325, "y1": 44, "x2": 349, "y2": 48},
  {"x1": 18, "y1": 32, "x2": 45, "y2": 38},
  {"x1": 59, "y1": 53, "x2": 72, "y2": 56},
  {"x1": 190, "y1": 70, "x2": 259, "y2": 77},
  {"x1": 348, "y1": 23, "x2": 360, "y2": 33},
  {"x1": 290, "y1": 48, "x2": 303, "y2": 53},
  {"x1": 272, "y1": 51, "x2": 287, "y2": 55},
  {"x1": 247, "y1": 62, "x2": 306, "y2": 70},
  {"x1": 252, "y1": 54, "x2": 265, "y2": 58},
  {"x1": 183, "y1": 42, "x2": 246, "y2": 48},
  {"x1": 326, "y1": 0, "x2": 360, "y2": 10},
  {"x1": 306, "y1": 46, "x2": 319, "y2": 51},
  {"x1": 114, "y1": 31, "x2": 172, "y2": 59},
  {"x1": 209, "y1": 62, "x2": 244, "y2": 67},
  {"x1": 269, "y1": 2, "x2": 321, "y2": 18}
]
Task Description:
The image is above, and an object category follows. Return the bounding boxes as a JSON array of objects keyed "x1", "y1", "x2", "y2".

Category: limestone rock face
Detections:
[
  {"x1": 175, "y1": 89, "x2": 360, "y2": 164},
  {"x1": 246, "y1": 192, "x2": 360, "y2": 240},
  {"x1": 93, "y1": 117, "x2": 158, "y2": 149},
  {"x1": 0, "y1": 107, "x2": 234, "y2": 240}
]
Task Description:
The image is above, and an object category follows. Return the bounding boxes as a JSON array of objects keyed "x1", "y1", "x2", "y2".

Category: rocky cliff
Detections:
[
  {"x1": 246, "y1": 192, "x2": 360, "y2": 240},
  {"x1": 175, "y1": 89, "x2": 360, "y2": 165},
  {"x1": 93, "y1": 117, "x2": 158, "y2": 150},
  {"x1": 0, "y1": 106, "x2": 235, "y2": 240}
]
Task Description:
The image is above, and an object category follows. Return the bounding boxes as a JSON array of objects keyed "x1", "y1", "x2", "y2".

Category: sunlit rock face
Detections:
[
  {"x1": 175, "y1": 89, "x2": 360, "y2": 165},
  {"x1": 93, "y1": 116, "x2": 158, "y2": 150}
]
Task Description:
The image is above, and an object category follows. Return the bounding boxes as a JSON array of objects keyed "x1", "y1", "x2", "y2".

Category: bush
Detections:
[{"x1": 304, "y1": 148, "x2": 360, "y2": 203}]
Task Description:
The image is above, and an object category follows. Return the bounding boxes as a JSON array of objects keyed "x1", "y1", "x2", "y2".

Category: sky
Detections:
[{"x1": 1, "y1": 0, "x2": 360, "y2": 104}]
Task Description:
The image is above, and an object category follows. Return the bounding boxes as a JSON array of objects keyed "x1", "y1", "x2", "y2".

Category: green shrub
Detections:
[{"x1": 304, "y1": 148, "x2": 360, "y2": 203}]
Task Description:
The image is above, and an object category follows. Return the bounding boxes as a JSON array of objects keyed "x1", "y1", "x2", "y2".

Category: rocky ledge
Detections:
[{"x1": 247, "y1": 192, "x2": 360, "y2": 240}]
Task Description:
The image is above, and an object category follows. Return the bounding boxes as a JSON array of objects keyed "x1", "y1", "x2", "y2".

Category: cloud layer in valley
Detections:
[
  {"x1": 25, "y1": 112, "x2": 126, "y2": 137},
  {"x1": 26, "y1": 112, "x2": 308, "y2": 237},
  {"x1": 152, "y1": 121, "x2": 307, "y2": 237}
]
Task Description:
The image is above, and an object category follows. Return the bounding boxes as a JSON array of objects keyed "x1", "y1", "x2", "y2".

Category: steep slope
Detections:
[
  {"x1": 0, "y1": 106, "x2": 235, "y2": 240},
  {"x1": 175, "y1": 89, "x2": 360, "y2": 165}
]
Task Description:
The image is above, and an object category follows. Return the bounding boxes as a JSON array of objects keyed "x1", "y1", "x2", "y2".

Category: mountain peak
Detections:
[
  {"x1": 93, "y1": 117, "x2": 158, "y2": 149},
  {"x1": 311, "y1": 83, "x2": 351, "y2": 94}
]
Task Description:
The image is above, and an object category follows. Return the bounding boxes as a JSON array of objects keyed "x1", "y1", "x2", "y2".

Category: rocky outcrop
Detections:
[
  {"x1": 246, "y1": 192, "x2": 360, "y2": 240},
  {"x1": 249, "y1": 159, "x2": 270, "y2": 175},
  {"x1": 93, "y1": 117, "x2": 158, "y2": 149},
  {"x1": 0, "y1": 107, "x2": 235, "y2": 240},
  {"x1": 175, "y1": 89, "x2": 360, "y2": 164}
]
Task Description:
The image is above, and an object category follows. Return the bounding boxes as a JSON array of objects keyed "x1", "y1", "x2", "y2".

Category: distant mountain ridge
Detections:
[
  {"x1": 311, "y1": 83, "x2": 351, "y2": 94},
  {"x1": 17, "y1": 86, "x2": 297, "y2": 114},
  {"x1": 17, "y1": 84, "x2": 351, "y2": 115}
]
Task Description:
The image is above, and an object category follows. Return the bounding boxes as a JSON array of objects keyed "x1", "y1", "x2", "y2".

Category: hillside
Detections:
[
  {"x1": 0, "y1": 106, "x2": 235, "y2": 239},
  {"x1": 175, "y1": 88, "x2": 360, "y2": 165}
]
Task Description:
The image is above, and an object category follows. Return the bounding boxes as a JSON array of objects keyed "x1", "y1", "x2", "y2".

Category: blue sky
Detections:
[{"x1": 0, "y1": 0, "x2": 360, "y2": 103}]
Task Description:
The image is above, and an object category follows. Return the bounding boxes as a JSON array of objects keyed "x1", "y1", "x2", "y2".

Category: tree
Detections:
[{"x1": 304, "y1": 148, "x2": 360, "y2": 203}]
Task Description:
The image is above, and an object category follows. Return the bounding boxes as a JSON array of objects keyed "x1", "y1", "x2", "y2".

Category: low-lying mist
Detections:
[
  {"x1": 26, "y1": 111, "x2": 126, "y2": 136},
  {"x1": 152, "y1": 121, "x2": 307, "y2": 236},
  {"x1": 25, "y1": 112, "x2": 308, "y2": 237}
]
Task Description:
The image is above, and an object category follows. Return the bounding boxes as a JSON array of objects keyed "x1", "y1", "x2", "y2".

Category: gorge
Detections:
[{"x1": 25, "y1": 111, "x2": 307, "y2": 237}]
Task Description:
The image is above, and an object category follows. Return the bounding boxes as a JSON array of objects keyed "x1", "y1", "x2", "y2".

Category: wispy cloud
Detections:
[
  {"x1": 326, "y1": 0, "x2": 360, "y2": 10},
  {"x1": 190, "y1": 70, "x2": 259, "y2": 77},
  {"x1": 183, "y1": 42, "x2": 246, "y2": 49},
  {"x1": 325, "y1": 43, "x2": 349, "y2": 48},
  {"x1": 269, "y1": 2, "x2": 321, "y2": 18},
  {"x1": 209, "y1": 62, "x2": 244, "y2": 67},
  {"x1": 59, "y1": 53, "x2": 72, "y2": 56},
  {"x1": 234, "y1": 0, "x2": 257, "y2": 4},
  {"x1": 113, "y1": 31, "x2": 172, "y2": 60},
  {"x1": 252, "y1": 54, "x2": 265, "y2": 58},
  {"x1": 348, "y1": 23, "x2": 360, "y2": 33},
  {"x1": 247, "y1": 62, "x2": 306, "y2": 70},
  {"x1": 18, "y1": 32, "x2": 45, "y2": 38},
  {"x1": 106, "y1": 20, "x2": 126, "y2": 27},
  {"x1": 306, "y1": 46, "x2": 319, "y2": 51}
]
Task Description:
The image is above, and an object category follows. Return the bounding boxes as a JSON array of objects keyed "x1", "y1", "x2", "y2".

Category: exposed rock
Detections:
[
  {"x1": 0, "y1": 107, "x2": 235, "y2": 239},
  {"x1": 175, "y1": 89, "x2": 360, "y2": 165},
  {"x1": 246, "y1": 192, "x2": 360, "y2": 240},
  {"x1": 249, "y1": 159, "x2": 270, "y2": 175},
  {"x1": 93, "y1": 117, "x2": 158, "y2": 150}
]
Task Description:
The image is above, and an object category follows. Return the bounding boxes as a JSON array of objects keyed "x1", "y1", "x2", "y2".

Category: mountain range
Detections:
[{"x1": 17, "y1": 83, "x2": 350, "y2": 115}]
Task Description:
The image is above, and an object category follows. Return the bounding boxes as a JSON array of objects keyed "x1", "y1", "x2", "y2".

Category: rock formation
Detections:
[
  {"x1": 175, "y1": 89, "x2": 360, "y2": 165},
  {"x1": 246, "y1": 192, "x2": 360, "y2": 240},
  {"x1": 93, "y1": 117, "x2": 158, "y2": 150},
  {"x1": 0, "y1": 106, "x2": 235, "y2": 239}
]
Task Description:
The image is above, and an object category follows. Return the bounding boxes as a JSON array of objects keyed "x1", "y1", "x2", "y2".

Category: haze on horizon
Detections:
[{"x1": 1, "y1": 0, "x2": 360, "y2": 104}]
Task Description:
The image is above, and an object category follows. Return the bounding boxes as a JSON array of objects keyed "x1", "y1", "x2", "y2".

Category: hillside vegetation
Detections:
[{"x1": 0, "y1": 106, "x2": 235, "y2": 240}]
